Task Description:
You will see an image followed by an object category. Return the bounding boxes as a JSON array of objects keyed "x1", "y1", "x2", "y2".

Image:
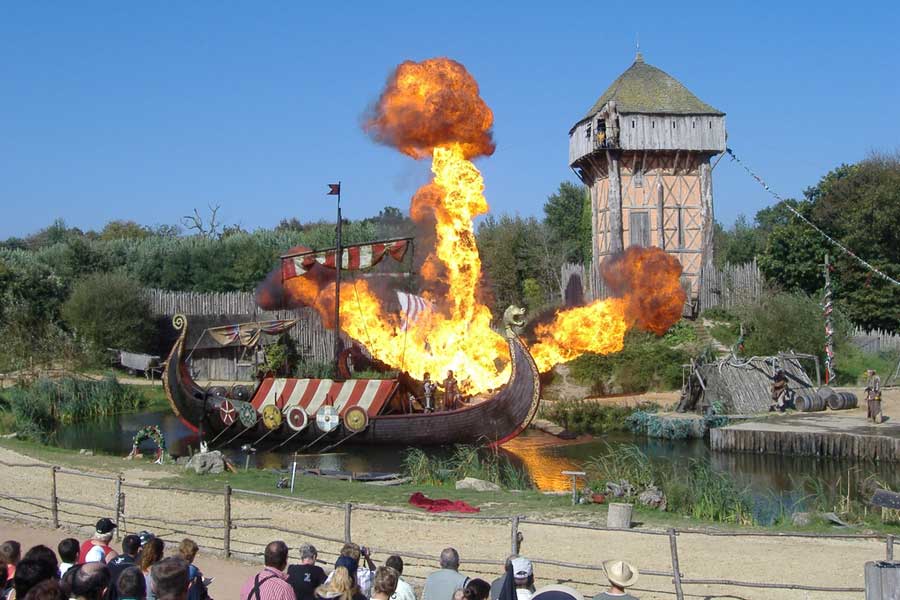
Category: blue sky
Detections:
[{"x1": 1, "y1": 2, "x2": 898, "y2": 239}]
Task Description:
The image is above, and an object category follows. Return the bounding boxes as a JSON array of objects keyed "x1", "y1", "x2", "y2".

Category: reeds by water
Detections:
[
  {"x1": 402, "y1": 445, "x2": 533, "y2": 490},
  {"x1": 585, "y1": 442, "x2": 755, "y2": 524},
  {"x1": 3, "y1": 375, "x2": 146, "y2": 442}
]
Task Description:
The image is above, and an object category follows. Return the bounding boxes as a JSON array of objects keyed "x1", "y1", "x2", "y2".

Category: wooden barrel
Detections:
[
  {"x1": 795, "y1": 391, "x2": 826, "y2": 412},
  {"x1": 827, "y1": 391, "x2": 859, "y2": 410}
]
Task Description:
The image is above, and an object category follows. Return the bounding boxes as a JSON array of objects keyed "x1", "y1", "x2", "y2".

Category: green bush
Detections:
[
  {"x1": 735, "y1": 292, "x2": 845, "y2": 362},
  {"x1": 61, "y1": 272, "x2": 155, "y2": 360},
  {"x1": 539, "y1": 399, "x2": 659, "y2": 435},
  {"x1": 569, "y1": 330, "x2": 688, "y2": 394}
]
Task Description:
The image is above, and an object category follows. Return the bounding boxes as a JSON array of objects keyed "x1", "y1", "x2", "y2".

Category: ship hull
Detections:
[{"x1": 163, "y1": 314, "x2": 541, "y2": 449}]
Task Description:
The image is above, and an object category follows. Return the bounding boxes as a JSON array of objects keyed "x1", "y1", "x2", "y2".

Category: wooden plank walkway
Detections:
[{"x1": 710, "y1": 413, "x2": 900, "y2": 462}]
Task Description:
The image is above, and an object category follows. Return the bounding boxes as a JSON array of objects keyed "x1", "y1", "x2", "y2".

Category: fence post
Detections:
[
  {"x1": 887, "y1": 534, "x2": 895, "y2": 561},
  {"x1": 224, "y1": 485, "x2": 232, "y2": 558},
  {"x1": 667, "y1": 528, "x2": 684, "y2": 600},
  {"x1": 344, "y1": 503, "x2": 353, "y2": 543},
  {"x1": 510, "y1": 516, "x2": 519, "y2": 555},
  {"x1": 114, "y1": 475, "x2": 124, "y2": 539},
  {"x1": 50, "y1": 466, "x2": 59, "y2": 529}
]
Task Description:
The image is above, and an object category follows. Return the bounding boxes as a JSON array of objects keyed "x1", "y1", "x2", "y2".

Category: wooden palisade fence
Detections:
[
  {"x1": 563, "y1": 260, "x2": 764, "y2": 313},
  {"x1": 0, "y1": 458, "x2": 894, "y2": 599}
]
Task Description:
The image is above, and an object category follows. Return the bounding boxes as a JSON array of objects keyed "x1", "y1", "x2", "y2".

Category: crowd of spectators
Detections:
[
  {"x1": 239, "y1": 541, "x2": 639, "y2": 600},
  {"x1": 0, "y1": 518, "x2": 640, "y2": 600},
  {"x1": 0, "y1": 518, "x2": 210, "y2": 600}
]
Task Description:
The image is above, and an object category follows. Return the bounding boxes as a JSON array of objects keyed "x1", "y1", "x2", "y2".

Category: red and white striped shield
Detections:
[
  {"x1": 219, "y1": 399, "x2": 236, "y2": 426},
  {"x1": 285, "y1": 406, "x2": 309, "y2": 432}
]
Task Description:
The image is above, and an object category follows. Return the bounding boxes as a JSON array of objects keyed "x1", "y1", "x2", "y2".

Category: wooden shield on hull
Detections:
[{"x1": 163, "y1": 314, "x2": 541, "y2": 448}]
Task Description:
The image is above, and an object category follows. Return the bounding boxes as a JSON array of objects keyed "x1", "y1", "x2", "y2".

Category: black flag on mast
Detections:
[{"x1": 327, "y1": 183, "x2": 341, "y2": 195}]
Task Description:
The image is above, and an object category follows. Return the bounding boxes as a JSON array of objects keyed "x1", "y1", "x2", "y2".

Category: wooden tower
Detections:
[{"x1": 569, "y1": 53, "x2": 726, "y2": 310}]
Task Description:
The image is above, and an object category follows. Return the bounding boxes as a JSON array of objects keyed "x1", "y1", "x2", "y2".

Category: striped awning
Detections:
[{"x1": 250, "y1": 378, "x2": 398, "y2": 418}]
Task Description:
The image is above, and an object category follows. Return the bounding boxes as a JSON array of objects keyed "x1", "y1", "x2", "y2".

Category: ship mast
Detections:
[{"x1": 333, "y1": 182, "x2": 342, "y2": 377}]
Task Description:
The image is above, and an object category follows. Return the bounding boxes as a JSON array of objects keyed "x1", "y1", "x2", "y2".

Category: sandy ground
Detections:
[{"x1": 1, "y1": 445, "x2": 892, "y2": 600}]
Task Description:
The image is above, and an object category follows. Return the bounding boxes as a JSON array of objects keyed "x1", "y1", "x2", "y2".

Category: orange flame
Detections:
[
  {"x1": 264, "y1": 58, "x2": 687, "y2": 395},
  {"x1": 364, "y1": 58, "x2": 495, "y2": 160},
  {"x1": 529, "y1": 246, "x2": 686, "y2": 372}
]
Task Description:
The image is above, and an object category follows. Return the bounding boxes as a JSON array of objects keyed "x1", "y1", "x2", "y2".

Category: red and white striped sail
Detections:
[
  {"x1": 250, "y1": 378, "x2": 398, "y2": 418},
  {"x1": 281, "y1": 239, "x2": 409, "y2": 280}
]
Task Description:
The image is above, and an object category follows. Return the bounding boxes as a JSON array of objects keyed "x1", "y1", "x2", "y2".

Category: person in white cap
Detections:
[
  {"x1": 510, "y1": 558, "x2": 533, "y2": 600},
  {"x1": 594, "y1": 560, "x2": 639, "y2": 600}
]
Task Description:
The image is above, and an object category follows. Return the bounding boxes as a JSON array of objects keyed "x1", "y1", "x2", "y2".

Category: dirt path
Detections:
[{"x1": 0, "y1": 447, "x2": 886, "y2": 599}]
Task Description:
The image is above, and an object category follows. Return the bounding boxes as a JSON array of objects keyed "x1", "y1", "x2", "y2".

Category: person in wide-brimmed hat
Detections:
[{"x1": 595, "y1": 560, "x2": 639, "y2": 600}]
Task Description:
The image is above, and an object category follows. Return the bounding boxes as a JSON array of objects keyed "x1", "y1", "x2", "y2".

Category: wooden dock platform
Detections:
[{"x1": 710, "y1": 413, "x2": 900, "y2": 462}]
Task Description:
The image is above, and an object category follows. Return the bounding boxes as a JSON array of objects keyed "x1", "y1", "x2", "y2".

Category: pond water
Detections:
[{"x1": 57, "y1": 409, "x2": 900, "y2": 521}]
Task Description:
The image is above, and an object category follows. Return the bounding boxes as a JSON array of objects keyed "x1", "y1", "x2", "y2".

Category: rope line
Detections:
[{"x1": 726, "y1": 148, "x2": 900, "y2": 287}]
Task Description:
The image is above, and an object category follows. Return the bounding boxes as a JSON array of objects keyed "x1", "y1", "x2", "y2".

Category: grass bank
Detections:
[{"x1": 2, "y1": 437, "x2": 898, "y2": 534}]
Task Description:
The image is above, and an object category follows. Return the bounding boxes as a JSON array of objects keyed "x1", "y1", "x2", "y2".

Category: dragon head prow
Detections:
[{"x1": 503, "y1": 305, "x2": 526, "y2": 336}]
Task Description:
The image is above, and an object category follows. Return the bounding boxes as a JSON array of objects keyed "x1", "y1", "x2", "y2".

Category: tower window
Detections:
[
  {"x1": 677, "y1": 207, "x2": 685, "y2": 248},
  {"x1": 651, "y1": 121, "x2": 655, "y2": 129},
  {"x1": 631, "y1": 120, "x2": 635, "y2": 128},
  {"x1": 709, "y1": 122, "x2": 712, "y2": 129},
  {"x1": 692, "y1": 119, "x2": 696, "y2": 129},
  {"x1": 672, "y1": 121, "x2": 676, "y2": 129},
  {"x1": 586, "y1": 124, "x2": 592, "y2": 139}
]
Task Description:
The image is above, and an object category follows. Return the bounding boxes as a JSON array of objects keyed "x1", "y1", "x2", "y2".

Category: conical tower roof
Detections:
[{"x1": 584, "y1": 53, "x2": 723, "y2": 118}]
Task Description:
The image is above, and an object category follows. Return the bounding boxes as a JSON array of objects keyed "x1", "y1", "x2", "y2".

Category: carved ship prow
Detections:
[{"x1": 162, "y1": 312, "x2": 541, "y2": 449}]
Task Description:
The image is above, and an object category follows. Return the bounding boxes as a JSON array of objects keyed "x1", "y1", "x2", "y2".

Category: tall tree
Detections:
[{"x1": 543, "y1": 182, "x2": 591, "y2": 264}]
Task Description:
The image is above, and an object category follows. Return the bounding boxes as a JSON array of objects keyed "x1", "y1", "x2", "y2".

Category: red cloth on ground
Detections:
[{"x1": 408, "y1": 492, "x2": 480, "y2": 513}]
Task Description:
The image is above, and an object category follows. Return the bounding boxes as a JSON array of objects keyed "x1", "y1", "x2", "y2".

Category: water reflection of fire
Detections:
[
  {"x1": 257, "y1": 58, "x2": 686, "y2": 396},
  {"x1": 501, "y1": 432, "x2": 590, "y2": 491}
]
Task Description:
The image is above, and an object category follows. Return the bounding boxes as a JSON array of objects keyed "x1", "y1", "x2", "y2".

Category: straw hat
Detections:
[{"x1": 603, "y1": 560, "x2": 639, "y2": 588}]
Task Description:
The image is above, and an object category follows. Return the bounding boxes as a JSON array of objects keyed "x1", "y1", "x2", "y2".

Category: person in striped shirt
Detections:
[{"x1": 240, "y1": 542, "x2": 296, "y2": 600}]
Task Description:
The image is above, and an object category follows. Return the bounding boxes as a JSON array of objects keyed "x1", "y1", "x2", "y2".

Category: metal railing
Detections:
[{"x1": 1, "y1": 458, "x2": 894, "y2": 598}]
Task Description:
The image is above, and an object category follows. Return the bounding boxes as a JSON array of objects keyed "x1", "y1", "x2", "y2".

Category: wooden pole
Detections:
[
  {"x1": 510, "y1": 516, "x2": 520, "y2": 555},
  {"x1": 50, "y1": 466, "x2": 59, "y2": 529},
  {"x1": 668, "y1": 528, "x2": 685, "y2": 600},
  {"x1": 887, "y1": 534, "x2": 895, "y2": 561},
  {"x1": 344, "y1": 503, "x2": 352, "y2": 543},
  {"x1": 114, "y1": 475, "x2": 123, "y2": 539},
  {"x1": 224, "y1": 485, "x2": 232, "y2": 558}
]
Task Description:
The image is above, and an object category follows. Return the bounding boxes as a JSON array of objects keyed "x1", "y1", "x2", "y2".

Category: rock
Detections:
[
  {"x1": 79, "y1": 449, "x2": 94, "y2": 456},
  {"x1": 791, "y1": 512, "x2": 812, "y2": 526},
  {"x1": 455, "y1": 477, "x2": 502, "y2": 492},
  {"x1": 821, "y1": 512, "x2": 849, "y2": 527},
  {"x1": 175, "y1": 456, "x2": 191, "y2": 466},
  {"x1": 186, "y1": 451, "x2": 226, "y2": 475},
  {"x1": 638, "y1": 486, "x2": 667, "y2": 511},
  {"x1": 605, "y1": 480, "x2": 635, "y2": 498}
]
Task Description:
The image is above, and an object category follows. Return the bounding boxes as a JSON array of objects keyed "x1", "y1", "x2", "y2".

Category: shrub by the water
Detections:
[
  {"x1": 5, "y1": 375, "x2": 146, "y2": 443},
  {"x1": 402, "y1": 445, "x2": 533, "y2": 490},
  {"x1": 627, "y1": 410, "x2": 729, "y2": 439},
  {"x1": 539, "y1": 399, "x2": 659, "y2": 435}
]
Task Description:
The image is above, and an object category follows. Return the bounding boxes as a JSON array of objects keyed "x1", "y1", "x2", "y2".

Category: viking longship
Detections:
[{"x1": 162, "y1": 238, "x2": 541, "y2": 451}]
